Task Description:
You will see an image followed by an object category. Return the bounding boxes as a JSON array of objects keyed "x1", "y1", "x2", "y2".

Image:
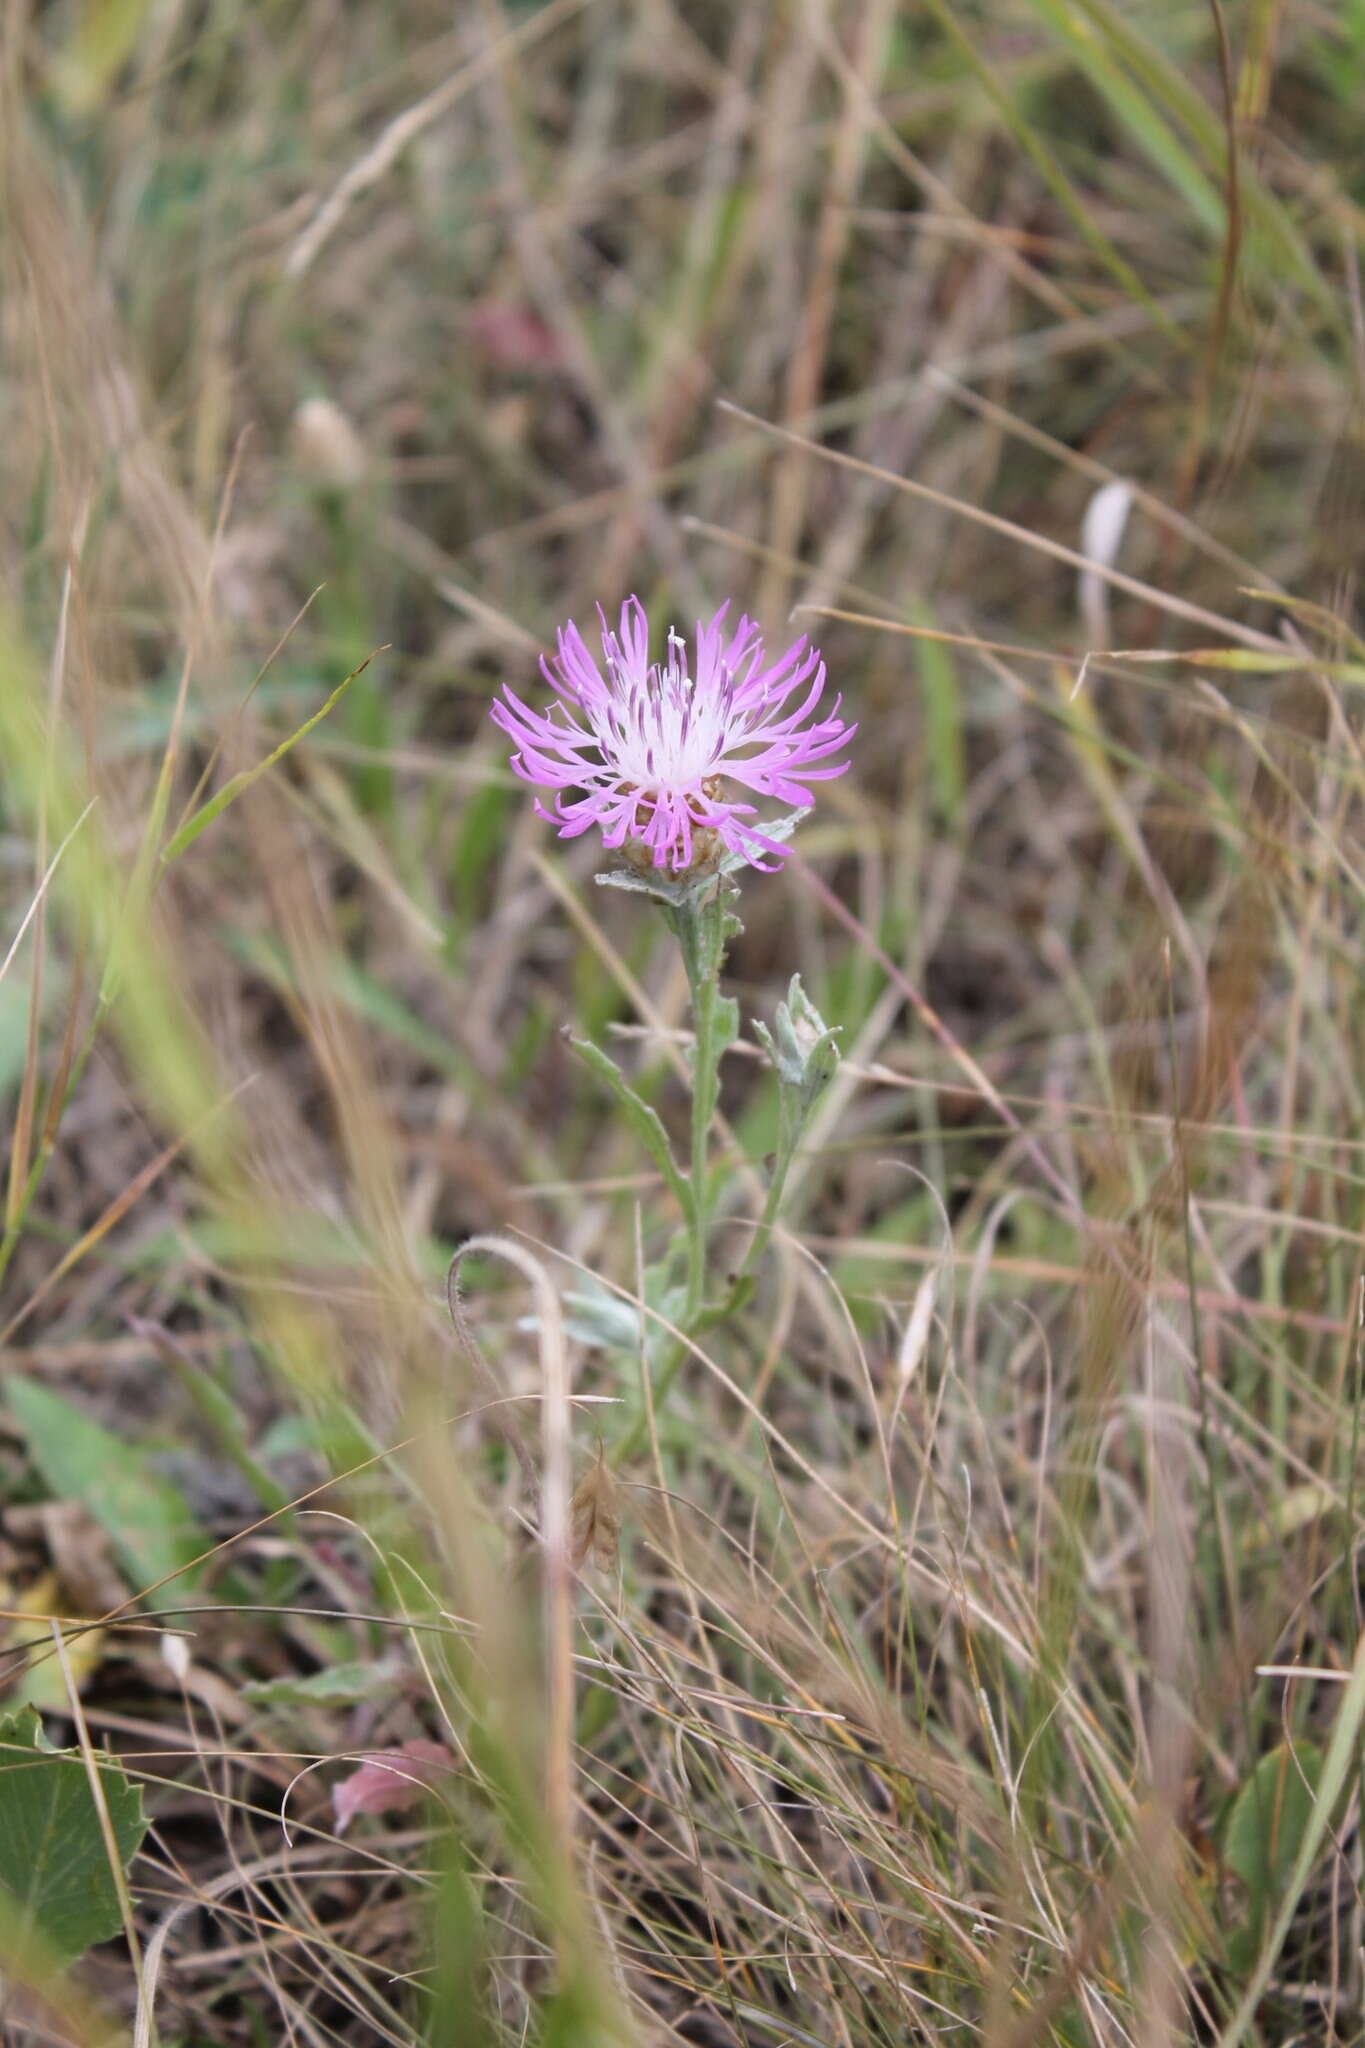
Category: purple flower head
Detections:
[{"x1": 490, "y1": 597, "x2": 854, "y2": 874}]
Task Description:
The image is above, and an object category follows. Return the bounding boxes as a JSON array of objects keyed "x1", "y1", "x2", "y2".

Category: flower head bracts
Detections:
[{"x1": 490, "y1": 597, "x2": 853, "y2": 873}]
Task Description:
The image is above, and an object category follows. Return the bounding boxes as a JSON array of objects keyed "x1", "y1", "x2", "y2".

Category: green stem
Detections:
[
  {"x1": 612, "y1": 880, "x2": 733, "y2": 1465},
  {"x1": 684, "y1": 967, "x2": 716, "y2": 1322},
  {"x1": 667, "y1": 881, "x2": 730, "y2": 1321},
  {"x1": 608, "y1": 908, "x2": 838, "y2": 1467},
  {"x1": 0, "y1": 996, "x2": 110, "y2": 1289},
  {"x1": 615, "y1": 1120, "x2": 794, "y2": 1463},
  {"x1": 695, "y1": 1123, "x2": 798, "y2": 1335}
]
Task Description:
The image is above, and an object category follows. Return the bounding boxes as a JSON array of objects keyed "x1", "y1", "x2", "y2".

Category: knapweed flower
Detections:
[{"x1": 490, "y1": 597, "x2": 853, "y2": 873}]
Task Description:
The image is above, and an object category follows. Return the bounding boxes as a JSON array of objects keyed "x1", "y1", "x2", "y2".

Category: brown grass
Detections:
[{"x1": 1, "y1": 3, "x2": 1364, "y2": 2044}]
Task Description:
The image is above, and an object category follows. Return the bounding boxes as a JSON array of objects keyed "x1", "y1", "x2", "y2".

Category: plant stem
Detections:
[
  {"x1": 610, "y1": 899, "x2": 837, "y2": 1466},
  {"x1": 667, "y1": 881, "x2": 730, "y2": 1322},
  {"x1": 694, "y1": 1129, "x2": 797, "y2": 1335},
  {"x1": 614, "y1": 1117, "x2": 794, "y2": 1465},
  {"x1": 612, "y1": 879, "x2": 733, "y2": 1466},
  {"x1": 684, "y1": 964, "x2": 716, "y2": 1322}
]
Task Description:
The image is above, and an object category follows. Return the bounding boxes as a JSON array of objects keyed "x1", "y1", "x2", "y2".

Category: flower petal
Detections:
[{"x1": 489, "y1": 600, "x2": 851, "y2": 871}]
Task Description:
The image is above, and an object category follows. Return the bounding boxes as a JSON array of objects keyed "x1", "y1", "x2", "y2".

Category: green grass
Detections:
[{"x1": 2, "y1": 1, "x2": 1365, "y2": 2042}]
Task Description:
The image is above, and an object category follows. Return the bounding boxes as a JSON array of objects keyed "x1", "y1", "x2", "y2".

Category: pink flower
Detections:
[{"x1": 490, "y1": 598, "x2": 853, "y2": 873}]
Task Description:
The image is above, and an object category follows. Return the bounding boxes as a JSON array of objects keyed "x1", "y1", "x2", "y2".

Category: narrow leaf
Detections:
[
  {"x1": 569, "y1": 1036, "x2": 693, "y2": 1221},
  {"x1": 910, "y1": 602, "x2": 965, "y2": 823},
  {"x1": 160, "y1": 653, "x2": 378, "y2": 865}
]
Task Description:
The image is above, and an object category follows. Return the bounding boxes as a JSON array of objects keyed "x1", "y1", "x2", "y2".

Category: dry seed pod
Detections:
[
  {"x1": 290, "y1": 396, "x2": 368, "y2": 488},
  {"x1": 569, "y1": 1445, "x2": 622, "y2": 1572}
]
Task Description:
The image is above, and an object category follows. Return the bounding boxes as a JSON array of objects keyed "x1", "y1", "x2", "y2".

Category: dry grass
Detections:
[{"x1": 1, "y1": 2, "x2": 1364, "y2": 2043}]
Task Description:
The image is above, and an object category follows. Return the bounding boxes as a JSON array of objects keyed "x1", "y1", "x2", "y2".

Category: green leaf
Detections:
[
  {"x1": 1221, "y1": 1740, "x2": 1323, "y2": 1974},
  {"x1": 0, "y1": 1707, "x2": 146, "y2": 1960},
  {"x1": 1214, "y1": 1631, "x2": 1365, "y2": 2048},
  {"x1": 1020, "y1": 0, "x2": 1223, "y2": 234},
  {"x1": 160, "y1": 654, "x2": 376, "y2": 865},
  {"x1": 715, "y1": 807, "x2": 807, "y2": 875},
  {"x1": 7, "y1": 1376, "x2": 208, "y2": 1611},
  {"x1": 910, "y1": 601, "x2": 965, "y2": 824},
  {"x1": 451, "y1": 777, "x2": 513, "y2": 905},
  {"x1": 242, "y1": 1659, "x2": 402, "y2": 1710},
  {"x1": 754, "y1": 974, "x2": 841, "y2": 1104},
  {"x1": 593, "y1": 809, "x2": 808, "y2": 901},
  {"x1": 560, "y1": 1278, "x2": 646, "y2": 1354},
  {"x1": 1019, "y1": 0, "x2": 1338, "y2": 325},
  {"x1": 221, "y1": 928, "x2": 467, "y2": 1082},
  {"x1": 916, "y1": 0, "x2": 1182, "y2": 342},
  {"x1": 689, "y1": 987, "x2": 738, "y2": 1146},
  {"x1": 559, "y1": 1269, "x2": 686, "y2": 1366},
  {"x1": 568, "y1": 1036, "x2": 693, "y2": 1222}
]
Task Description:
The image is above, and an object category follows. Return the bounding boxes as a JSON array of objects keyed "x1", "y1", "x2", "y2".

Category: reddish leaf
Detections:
[
  {"x1": 332, "y1": 1740, "x2": 456, "y2": 1834},
  {"x1": 467, "y1": 299, "x2": 566, "y2": 370}
]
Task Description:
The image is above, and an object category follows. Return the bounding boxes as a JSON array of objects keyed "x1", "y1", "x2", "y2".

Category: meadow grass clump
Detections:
[{"x1": 1, "y1": 4, "x2": 1364, "y2": 2045}]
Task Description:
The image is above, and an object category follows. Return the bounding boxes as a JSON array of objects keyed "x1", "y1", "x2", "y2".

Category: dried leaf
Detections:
[
  {"x1": 467, "y1": 298, "x2": 566, "y2": 371},
  {"x1": 570, "y1": 1446, "x2": 622, "y2": 1572},
  {"x1": 3, "y1": 1570, "x2": 107, "y2": 1714},
  {"x1": 331, "y1": 1740, "x2": 456, "y2": 1834},
  {"x1": 895, "y1": 1270, "x2": 939, "y2": 1396}
]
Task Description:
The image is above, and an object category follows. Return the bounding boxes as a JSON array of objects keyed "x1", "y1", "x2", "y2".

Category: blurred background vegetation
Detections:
[{"x1": 2, "y1": 0, "x2": 1365, "y2": 2042}]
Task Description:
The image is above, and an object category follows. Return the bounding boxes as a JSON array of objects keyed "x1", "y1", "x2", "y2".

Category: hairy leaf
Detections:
[{"x1": 0, "y1": 1707, "x2": 146, "y2": 1960}]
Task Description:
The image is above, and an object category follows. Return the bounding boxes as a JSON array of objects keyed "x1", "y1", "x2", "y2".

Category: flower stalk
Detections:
[
  {"x1": 659, "y1": 880, "x2": 739, "y2": 1323},
  {"x1": 489, "y1": 594, "x2": 852, "y2": 1460},
  {"x1": 687, "y1": 985, "x2": 838, "y2": 1340}
]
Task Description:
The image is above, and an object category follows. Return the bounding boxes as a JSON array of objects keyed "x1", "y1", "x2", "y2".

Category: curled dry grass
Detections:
[{"x1": 1, "y1": 2, "x2": 1365, "y2": 2042}]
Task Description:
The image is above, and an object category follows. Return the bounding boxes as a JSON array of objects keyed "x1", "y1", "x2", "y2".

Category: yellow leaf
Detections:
[
  {"x1": 1263, "y1": 1483, "x2": 1337, "y2": 1541},
  {"x1": 4, "y1": 1573, "x2": 109, "y2": 1712},
  {"x1": 52, "y1": 0, "x2": 152, "y2": 117}
]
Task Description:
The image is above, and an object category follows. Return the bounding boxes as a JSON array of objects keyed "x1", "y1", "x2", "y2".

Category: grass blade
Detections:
[{"x1": 159, "y1": 652, "x2": 380, "y2": 866}]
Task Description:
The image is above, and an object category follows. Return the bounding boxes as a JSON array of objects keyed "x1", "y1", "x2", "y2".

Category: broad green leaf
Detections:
[
  {"x1": 451, "y1": 777, "x2": 514, "y2": 904},
  {"x1": 1022, "y1": 0, "x2": 1222, "y2": 234},
  {"x1": 569, "y1": 1036, "x2": 693, "y2": 1221},
  {"x1": 7, "y1": 1376, "x2": 208, "y2": 1611},
  {"x1": 1221, "y1": 1739, "x2": 1323, "y2": 1975},
  {"x1": 221, "y1": 927, "x2": 468, "y2": 1082},
  {"x1": 0, "y1": 1707, "x2": 146, "y2": 1960},
  {"x1": 257, "y1": 1412, "x2": 331, "y2": 1462}
]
